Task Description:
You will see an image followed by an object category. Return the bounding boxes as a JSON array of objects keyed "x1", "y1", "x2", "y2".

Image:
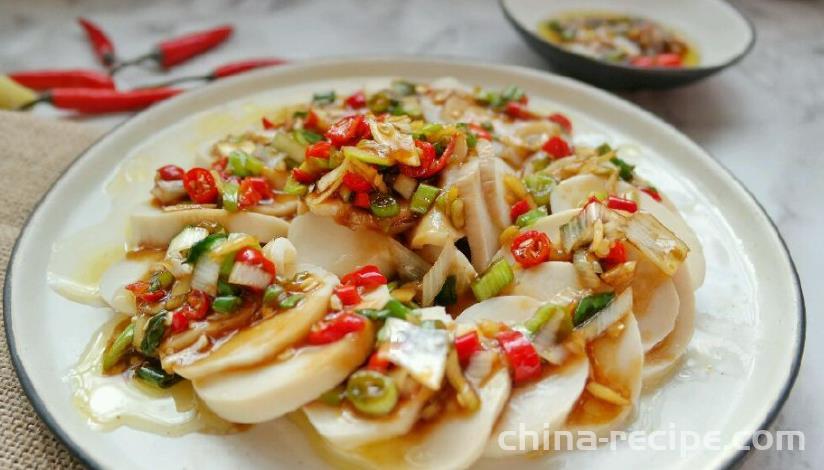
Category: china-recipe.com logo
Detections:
[{"x1": 496, "y1": 423, "x2": 805, "y2": 457}]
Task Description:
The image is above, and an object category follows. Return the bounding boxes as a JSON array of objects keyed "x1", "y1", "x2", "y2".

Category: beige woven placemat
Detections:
[{"x1": 0, "y1": 111, "x2": 105, "y2": 470}]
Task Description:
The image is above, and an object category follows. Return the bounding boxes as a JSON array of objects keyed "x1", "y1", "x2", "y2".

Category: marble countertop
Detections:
[{"x1": 1, "y1": 0, "x2": 820, "y2": 468}]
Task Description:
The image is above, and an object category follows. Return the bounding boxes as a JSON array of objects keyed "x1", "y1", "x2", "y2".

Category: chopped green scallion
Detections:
[
  {"x1": 471, "y1": 259, "x2": 514, "y2": 301},
  {"x1": 410, "y1": 184, "x2": 440, "y2": 214}
]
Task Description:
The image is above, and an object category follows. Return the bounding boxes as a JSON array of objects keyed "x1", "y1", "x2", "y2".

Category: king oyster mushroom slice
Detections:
[
  {"x1": 193, "y1": 320, "x2": 374, "y2": 424},
  {"x1": 337, "y1": 368, "x2": 512, "y2": 470},
  {"x1": 303, "y1": 307, "x2": 451, "y2": 450},
  {"x1": 455, "y1": 296, "x2": 589, "y2": 458},
  {"x1": 565, "y1": 312, "x2": 644, "y2": 438},
  {"x1": 549, "y1": 173, "x2": 705, "y2": 289},
  {"x1": 99, "y1": 255, "x2": 163, "y2": 315},
  {"x1": 642, "y1": 265, "x2": 696, "y2": 389},
  {"x1": 288, "y1": 212, "x2": 397, "y2": 278},
  {"x1": 450, "y1": 159, "x2": 501, "y2": 271},
  {"x1": 510, "y1": 261, "x2": 582, "y2": 302},
  {"x1": 478, "y1": 155, "x2": 515, "y2": 230},
  {"x1": 172, "y1": 265, "x2": 338, "y2": 380},
  {"x1": 128, "y1": 203, "x2": 289, "y2": 249},
  {"x1": 526, "y1": 207, "x2": 681, "y2": 350}
]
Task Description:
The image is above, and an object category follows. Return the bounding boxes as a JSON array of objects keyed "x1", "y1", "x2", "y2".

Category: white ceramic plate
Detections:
[{"x1": 4, "y1": 58, "x2": 803, "y2": 470}]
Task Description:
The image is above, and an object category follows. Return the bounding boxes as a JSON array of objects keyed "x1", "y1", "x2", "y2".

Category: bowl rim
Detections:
[
  {"x1": 3, "y1": 55, "x2": 803, "y2": 470},
  {"x1": 498, "y1": 0, "x2": 757, "y2": 76}
]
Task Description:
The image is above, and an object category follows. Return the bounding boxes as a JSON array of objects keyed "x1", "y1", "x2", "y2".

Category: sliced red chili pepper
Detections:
[
  {"x1": 334, "y1": 285, "x2": 362, "y2": 306},
  {"x1": 182, "y1": 167, "x2": 219, "y2": 204},
  {"x1": 548, "y1": 113, "x2": 572, "y2": 134},
  {"x1": 77, "y1": 18, "x2": 116, "y2": 67},
  {"x1": 291, "y1": 167, "x2": 317, "y2": 184},
  {"x1": 510, "y1": 230, "x2": 551, "y2": 268},
  {"x1": 236, "y1": 247, "x2": 276, "y2": 277},
  {"x1": 306, "y1": 141, "x2": 332, "y2": 160},
  {"x1": 655, "y1": 53, "x2": 683, "y2": 67},
  {"x1": 342, "y1": 172, "x2": 372, "y2": 192},
  {"x1": 137, "y1": 289, "x2": 166, "y2": 304},
  {"x1": 125, "y1": 281, "x2": 149, "y2": 294},
  {"x1": 307, "y1": 312, "x2": 366, "y2": 345},
  {"x1": 455, "y1": 331, "x2": 481, "y2": 365},
  {"x1": 606, "y1": 195, "x2": 638, "y2": 213},
  {"x1": 171, "y1": 311, "x2": 190, "y2": 333},
  {"x1": 157, "y1": 25, "x2": 234, "y2": 68},
  {"x1": 400, "y1": 140, "x2": 435, "y2": 178},
  {"x1": 304, "y1": 109, "x2": 320, "y2": 132},
  {"x1": 185, "y1": 289, "x2": 210, "y2": 321},
  {"x1": 367, "y1": 349, "x2": 390, "y2": 372},
  {"x1": 400, "y1": 136, "x2": 456, "y2": 179},
  {"x1": 353, "y1": 191, "x2": 371, "y2": 208},
  {"x1": 504, "y1": 101, "x2": 536, "y2": 120},
  {"x1": 46, "y1": 88, "x2": 181, "y2": 114},
  {"x1": 262, "y1": 117, "x2": 277, "y2": 130},
  {"x1": 245, "y1": 176, "x2": 270, "y2": 197},
  {"x1": 640, "y1": 186, "x2": 662, "y2": 202},
  {"x1": 542, "y1": 136, "x2": 572, "y2": 159},
  {"x1": 509, "y1": 199, "x2": 531, "y2": 223},
  {"x1": 9, "y1": 69, "x2": 115, "y2": 91},
  {"x1": 325, "y1": 114, "x2": 366, "y2": 147},
  {"x1": 341, "y1": 265, "x2": 387, "y2": 288},
  {"x1": 602, "y1": 240, "x2": 628, "y2": 267},
  {"x1": 157, "y1": 164, "x2": 184, "y2": 181},
  {"x1": 630, "y1": 56, "x2": 656, "y2": 67},
  {"x1": 496, "y1": 329, "x2": 542, "y2": 384},
  {"x1": 345, "y1": 90, "x2": 367, "y2": 109},
  {"x1": 468, "y1": 123, "x2": 492, "y2": 141},
  {"x1": 238, "y1": 177, "x2": 270, "y2": 209}
]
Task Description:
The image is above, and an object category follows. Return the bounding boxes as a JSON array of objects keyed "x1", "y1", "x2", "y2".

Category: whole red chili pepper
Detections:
[
  {"x1": 77, "y1": 17, "x2": 116, "y2": 67},
  {"x1": 32, "y1": 87, "x2": 181, "y2": 114},
  {"x1": 113, "y1": 25, "x2": 234, "y2": 73},
  {"x1": 139, "y1": 58, "x2": 286, "y2": 88},
  {"x1": 9, "y1": 69, "x2": 115, "y2": 91}
]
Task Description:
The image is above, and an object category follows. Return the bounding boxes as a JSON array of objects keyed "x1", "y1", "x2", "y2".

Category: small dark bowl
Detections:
[{"x1": 500, "y1": 0, "x2": 755, "y2": 90}]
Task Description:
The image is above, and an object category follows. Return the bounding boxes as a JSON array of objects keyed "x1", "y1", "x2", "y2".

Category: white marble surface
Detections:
[{"x1": 1, "y1": 0, "x2": 820, "y2": 468}]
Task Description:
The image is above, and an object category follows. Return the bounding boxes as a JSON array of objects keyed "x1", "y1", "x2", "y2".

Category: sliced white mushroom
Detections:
[
  {"x1": 173, "y1": 266, "x2": 338, "y2": 380},
  {"x1": 634, "y1": 278, "x2": 679, "y2": 352},
  {"x1": 643, "y1": 266, "x2": 696, "y2": 389},
  {"x1": 303, "y1": 385, "x2": 434, "y2": 450},
  {"x1": 128, "y1": 204, "x2": 289, "y2": 249},
  {"x1": 565, "y1": 313, "x2": 643, "y2": 437},
  {"x1": 288, "y1": 213, "x2": 396, "y2": 278},
  {"x1": 485, "y1": 356, "x2": 589, "y2": 457},
  {"x1": 456, "y1": 295, "x2": 543, "y2": 324},
  {"x1": 549, "y1": 174, "x2": 610, "y2": 213},
  {"x1": 193, "y1": 321, "x2": 374, "y2": 424},
  {"x1": 529, "y1": 209, "x2": 580, "y2": 245},
  {"x1": 346, "y1": 368, "x2": 512, "y2": 470},
  {"x1": 478, "y1": 156, "x2": 514, "y2": 230},
  {"x1": 451, "y1": 160, "x2": 501, "y2": 271},
  {"x1": 98, "y1": 256, "x2": 159, "y2": 315},
  {"x1": 548, "y1": 174, "x2": 705, "y2": 289},
  {"x1": 510, "y1": 261, "x2": 581, "y2": 302}
]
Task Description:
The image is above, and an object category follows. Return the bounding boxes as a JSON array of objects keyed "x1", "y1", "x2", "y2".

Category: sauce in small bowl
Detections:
[{"x1": 538, "y1": 12, "x2": 700, "y2": 69}]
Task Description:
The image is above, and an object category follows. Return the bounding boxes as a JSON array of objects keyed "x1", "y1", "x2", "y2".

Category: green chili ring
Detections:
[{"x1": 345, "y1": 370, "x2": 399, "y2": 417}]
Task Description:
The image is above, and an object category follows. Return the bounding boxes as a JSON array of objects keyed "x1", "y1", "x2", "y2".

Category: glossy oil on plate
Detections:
[{"x1": 4, "y1": 58, "x2": 803, "y2": 470}]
